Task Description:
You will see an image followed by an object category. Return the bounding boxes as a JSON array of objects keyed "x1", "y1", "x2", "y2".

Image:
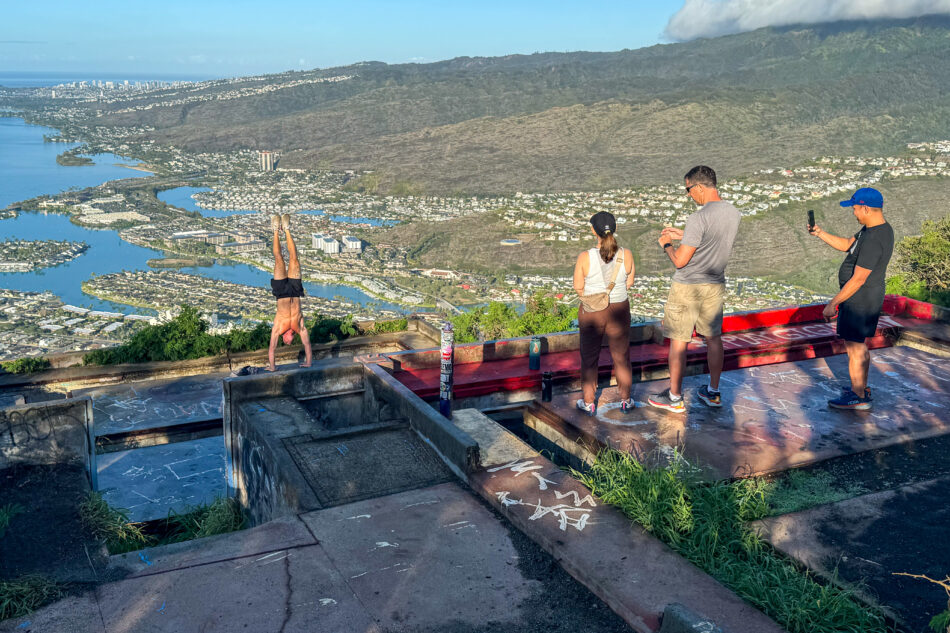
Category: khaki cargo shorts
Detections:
[{"x1": 662, "y1": 281, "x2": 726, "y2": 342}]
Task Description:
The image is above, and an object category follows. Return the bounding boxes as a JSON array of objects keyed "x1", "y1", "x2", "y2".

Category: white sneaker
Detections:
[{"x1": 576, "y1": 399, "x2": 596, "y2": 416}]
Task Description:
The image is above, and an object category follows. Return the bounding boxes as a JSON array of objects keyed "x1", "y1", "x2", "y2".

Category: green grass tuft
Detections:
[
  {"x1": 0, "y1": 503, "x2": 25, "y2": 539},
  {"x1": 79, "y1": 492, "x2": 149, "y2": 555},
  {"x1": 931, "y1": 609, "x2": 950, "y2": 633},
  {"x1": 161, "y1": 497, "x2": 245, "y2": 543},
  {"x1": 573, "y1": 448, "x2": 889, "y2": 633},
  {"x1": 79, "y1": 492, "x2": 245, "y2": 554},
  {"x1": 0, "y1": 575, "x2": 65, "y2": 621}
]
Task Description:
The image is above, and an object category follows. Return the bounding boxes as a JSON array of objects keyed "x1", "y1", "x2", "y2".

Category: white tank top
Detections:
[{"x1": 584, "y1": 248, "x2": 628, "y2": 304}]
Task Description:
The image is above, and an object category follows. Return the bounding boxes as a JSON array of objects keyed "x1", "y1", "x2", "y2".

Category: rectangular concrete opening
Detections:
[{"x1": 223, "y1": 359, "x2": 478, "y2": 526}]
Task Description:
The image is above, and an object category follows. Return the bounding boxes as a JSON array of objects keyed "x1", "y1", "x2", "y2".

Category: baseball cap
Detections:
[
  {"x1": 590, "y1": 211, "x2": 617, "y2": 237},
  {"x1": 840, "y1": 187, "x2": 883, "y2": 209}
]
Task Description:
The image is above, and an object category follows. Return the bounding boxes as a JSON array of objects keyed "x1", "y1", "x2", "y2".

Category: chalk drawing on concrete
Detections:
[
  {"x1": 489, "y1": 459, "x2": 597, "y2": 532},
  {"x1": 486, "y1": 459, "x2": 557, "y2": 490},
  {"x1": 495, "y1": 491, "x2": 595, "y2": 532}
]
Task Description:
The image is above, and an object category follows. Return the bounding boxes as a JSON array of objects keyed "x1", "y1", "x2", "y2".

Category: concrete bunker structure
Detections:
[{"x1": 223, "y1": 359, "x2": 479, "y2": 526}]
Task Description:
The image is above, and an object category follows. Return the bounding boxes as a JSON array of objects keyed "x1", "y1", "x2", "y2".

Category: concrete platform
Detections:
[
  {"x1": 531, "y1": 346, "x2": 950, "y2": 479},
  {"x1": 96, "y1": 543, "x2": 378, "y2": 633},
  {"x1": 76, "y1": 374, "x2": 227, "y2": 437},
  {"x1": 97, "y1": 436, "x2": 227, "y2": 522},
  {"x1": 756, "y1": 476, "x2": 950, "y2": 633},
  {"x1": 303, "y1": 483, "x2": 555, "y2": 631},
  {"x1": 4, "y1": 483, "x2": 632, "y2": 633}
]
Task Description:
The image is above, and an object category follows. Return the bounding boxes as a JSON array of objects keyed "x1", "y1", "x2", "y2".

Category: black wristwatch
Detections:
[{"x1": 661, "y1": 242, "x2": 673, "y2": 251}]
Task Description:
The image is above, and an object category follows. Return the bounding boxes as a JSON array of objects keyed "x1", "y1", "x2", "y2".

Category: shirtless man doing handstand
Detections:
[{"x1": 268, "y1": 213, "x2": 312, "y2": 371}]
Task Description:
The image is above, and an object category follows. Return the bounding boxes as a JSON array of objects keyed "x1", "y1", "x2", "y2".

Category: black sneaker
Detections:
[
  {"x1": 697, "y1": 385, "x2": 722, "y2": 408},
  {"x1": 828, "y1": 390, "x2": 872, "y2": 411},
  {"x1": 841, "y1": 385, "x2": 872, "y2": 401},
  {"x1": 647, "y1": 389, "x2": 685, "y2": 413}
]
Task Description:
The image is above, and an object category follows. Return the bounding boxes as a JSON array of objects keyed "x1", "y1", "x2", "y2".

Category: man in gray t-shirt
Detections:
[
  {"x1": 674, "y1": 199, "x2": 741, "y2": 285},
  {"x1": 648, "y1": 165, "x2": 741, "y2": 414}
]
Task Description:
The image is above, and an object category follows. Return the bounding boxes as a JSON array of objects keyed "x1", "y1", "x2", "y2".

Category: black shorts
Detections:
[
  {"x1": 837, "y1": 301, "x2": 881, "y2": 342},
  {"x1": 271, "y1": 278, "x2": 305, "y2": 300}
]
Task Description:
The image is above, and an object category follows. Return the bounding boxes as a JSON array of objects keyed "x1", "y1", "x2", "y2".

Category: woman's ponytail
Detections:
[{"x1": 599, "y1": 231, "x2": 619, "y2": 263}]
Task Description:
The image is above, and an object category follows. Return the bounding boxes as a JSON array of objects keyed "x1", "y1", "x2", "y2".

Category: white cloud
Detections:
[{"x1": 665, "y1": 0, "x2": 950, "y2": 41}]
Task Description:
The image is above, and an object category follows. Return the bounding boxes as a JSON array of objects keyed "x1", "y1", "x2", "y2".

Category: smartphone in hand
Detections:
[{"x1": 807, "y1": 210, "x2": 816, "y2": 229}]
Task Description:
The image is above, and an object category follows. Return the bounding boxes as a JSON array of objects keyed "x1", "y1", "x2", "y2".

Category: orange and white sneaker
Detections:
[{"x1": 647, "y1": 389, "x2": 685, "y2": 413}]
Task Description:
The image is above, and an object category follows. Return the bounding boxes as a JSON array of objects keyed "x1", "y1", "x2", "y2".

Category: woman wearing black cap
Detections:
[{"x1": 573, "y1": 211, "x2": 635, "y2": 415}]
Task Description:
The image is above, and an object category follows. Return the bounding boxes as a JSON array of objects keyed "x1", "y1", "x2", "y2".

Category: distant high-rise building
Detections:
[
  {"x1": 259, "y1": 151, "x2": 277, "y2": 171},
  {"x1": 342, "y1": 236, "x2": 363, "y2": 254},
  {"x1": 321, "y1": 237, "x2": 340, "y2": 255}
]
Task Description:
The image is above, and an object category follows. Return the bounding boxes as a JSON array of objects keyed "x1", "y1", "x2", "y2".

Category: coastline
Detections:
[{"x1": 115, "y1": 163, "x2": 155, "y2": 173}]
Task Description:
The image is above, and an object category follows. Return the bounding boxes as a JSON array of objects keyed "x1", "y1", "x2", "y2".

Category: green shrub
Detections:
[
  {"x1": 887, "y1": 215, "x2": 950, "y2": 307},
  {"x1": 82, "y1": 306, "x2": 368, "y2": 366},
  {"x1": 307, "y1": 314, "x2": 357, "y2": 344},
  {"x1": 451, "y1": 292, "x2": 577, "y2": 343},
  {"x1": 84, "y1": 307, "x2": 270, "y2": 365},
  {"x1": 363, "y1": 318, "x2": 409, "y2": 335},
  {"x1": 574, "y1": 449, "x2": 888, "y2": 633},
  {"x1": 0, "y1": 357, "x2": 52, "y2": 374}
]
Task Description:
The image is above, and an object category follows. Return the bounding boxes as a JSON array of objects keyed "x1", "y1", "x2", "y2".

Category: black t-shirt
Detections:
[{"x1": 838, "y1": 222, "x2": 894, "y2": 309}]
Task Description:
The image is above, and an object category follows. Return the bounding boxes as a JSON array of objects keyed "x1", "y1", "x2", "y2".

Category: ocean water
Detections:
[{"x1": 0, "y1": 118, "x2": 411, "y2": 313}]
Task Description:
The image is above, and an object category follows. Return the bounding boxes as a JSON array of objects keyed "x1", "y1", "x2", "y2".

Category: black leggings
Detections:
[{"x1": 578, "y1": 300, "x2": 631, "y2": 403}]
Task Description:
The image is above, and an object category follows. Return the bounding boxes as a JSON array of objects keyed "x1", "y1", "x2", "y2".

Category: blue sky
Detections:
[{"x1": 1, "y1": 1, "x2": 683, "y2": 77}]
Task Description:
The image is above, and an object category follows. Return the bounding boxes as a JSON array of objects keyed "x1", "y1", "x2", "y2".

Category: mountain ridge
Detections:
[{"x1": 96, "y1": 16, "x2": 950, "y2": 193}]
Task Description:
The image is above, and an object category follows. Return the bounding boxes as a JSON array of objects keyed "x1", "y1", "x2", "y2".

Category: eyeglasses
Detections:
[{"x1": 684, "y1": 184, "x2": 698, "y2": 194}]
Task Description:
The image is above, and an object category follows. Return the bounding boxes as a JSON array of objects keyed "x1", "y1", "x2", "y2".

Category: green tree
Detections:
[
  {"x1": 450, "y1": 293, "x2": 577, "y2": 343},
  {"x1": 1, "y1": 357, "x2": 52, "y2": 374},
  {"x1": 886, "y1": 215, "x2": 950, "y2": 307}
]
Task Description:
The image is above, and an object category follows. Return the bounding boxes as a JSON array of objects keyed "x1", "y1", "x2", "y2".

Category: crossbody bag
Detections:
[{"x1": 579, "y1": 250, "x2": 624, "y2": 313}]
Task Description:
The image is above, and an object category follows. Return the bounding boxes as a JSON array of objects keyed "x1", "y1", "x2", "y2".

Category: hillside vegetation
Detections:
[{"x1": 96, "y1": 17, "x2": 950, "y2": 193}]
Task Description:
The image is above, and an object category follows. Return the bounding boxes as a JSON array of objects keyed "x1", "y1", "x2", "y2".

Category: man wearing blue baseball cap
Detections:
[{"x1": 808, "y1": 187, "x2": 893, "y2": 410}]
